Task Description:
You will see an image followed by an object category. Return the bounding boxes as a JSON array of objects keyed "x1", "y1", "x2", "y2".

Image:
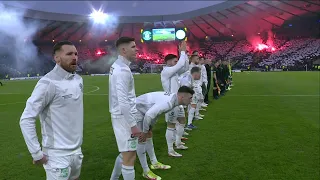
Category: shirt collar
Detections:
[
  {"x1": 53, "y1": 64, "x2": 75, "y2": 80},
  {"x1": 118, "y1": 55, "x2": 131, "y2": 66}
]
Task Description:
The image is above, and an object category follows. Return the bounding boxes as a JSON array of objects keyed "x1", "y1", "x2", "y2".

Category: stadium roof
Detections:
[
  {"x1": 5, "y1": 0, "x2": 320, "y2": 42},
  {"x1": 2, "y1": 1, "x2": 225, "y2": 16}
]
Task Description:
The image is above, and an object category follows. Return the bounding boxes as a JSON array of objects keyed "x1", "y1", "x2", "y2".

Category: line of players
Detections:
[
  {"x1": 18, "y1": 37, "x2": 232, "y2": 180},
  {"x1": 108, "y1": 38, "x2": 230, "y2": 180}
]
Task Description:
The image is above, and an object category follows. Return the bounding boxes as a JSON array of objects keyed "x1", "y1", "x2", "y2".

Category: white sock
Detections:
[
  {"x1": 121, "y1": 165, "x2": 135, "y2": 180},
  {"x1": 165, "y1": 127, "x2": 175, "y2": 152},
  {"x1": 110, "y1": 154, "x2": 123, "y2": 180},
  {"x1": 175, "y1": 123, "x2": 185, "y2": 145},
  {"x1": 137, "y1": 142, "x2": 149, "y2": 173},
  {"x1": 188, "y1": 107, "x2": 195, "y2": 125},
  {"x1": 146, "y1": 138, "x2": 158, "y2": 165},
  {"x1": 195, "y1": 103, "x2": 200, "y2": 116}
]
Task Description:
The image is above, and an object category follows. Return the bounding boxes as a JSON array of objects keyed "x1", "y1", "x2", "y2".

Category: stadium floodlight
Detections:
[{"x1": 89, "y1": 9, "x2": 108, "y2": 24}]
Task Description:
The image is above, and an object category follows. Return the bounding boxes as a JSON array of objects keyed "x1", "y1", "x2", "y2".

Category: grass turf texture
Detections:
[{"x1": 0, "y1": 72, "x2": 319, "y2": 180}]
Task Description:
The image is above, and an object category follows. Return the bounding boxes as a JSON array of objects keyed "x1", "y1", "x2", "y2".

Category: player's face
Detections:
[
  {"x1": 181, "y1": 93, "x2": 193, "y2": 105},
  {"x1": 192, "y1": 72, "x2": 201, "y2": 80},
  {"x1": 192, "y1": 56, "x2": 199, "y2": 65},
  {"x1": 55, "y1": 45, "x2": 78, "y2": 73},
  {"x1": 123, "y1": 41, "x2": 137, "y2": 61}
]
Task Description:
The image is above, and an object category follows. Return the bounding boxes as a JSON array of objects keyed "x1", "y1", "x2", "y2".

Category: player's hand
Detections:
[
  {"x1": 139, "y1": 133, "x2": 147, "y2": 143},
  {"x1": 131, "y1": 125, "x2": 141, "y2": 137},
  {"x1": 33, "y1": 155, "x2": 48, "y2": 165},
  {"x1": 179, "y1": 41, "x2": 187, "y2": 52}
]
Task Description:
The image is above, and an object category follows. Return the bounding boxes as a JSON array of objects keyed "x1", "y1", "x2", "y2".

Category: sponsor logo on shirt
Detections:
[{"x1": 62, "y1": 94, "x2": 72, "y2": 99}]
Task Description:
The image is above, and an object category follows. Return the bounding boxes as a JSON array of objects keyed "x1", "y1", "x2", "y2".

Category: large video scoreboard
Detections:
[{"x1": 141, "y1": 28, "x2": 187, "y2": 42}]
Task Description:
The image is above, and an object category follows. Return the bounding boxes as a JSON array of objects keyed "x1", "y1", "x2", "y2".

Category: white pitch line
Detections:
[
  {"x1": 84, "y1": 85, "x2": 100, "y2": 94},
  {"x1": 0, "y1": 102, "x2": 25, "y2": 106},
  {"x1": 0, "y1": 93, "x2": 29, "y2": 95}
]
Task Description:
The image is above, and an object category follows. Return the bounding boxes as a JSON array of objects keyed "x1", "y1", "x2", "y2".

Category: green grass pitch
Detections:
[{"x1": 0, "y1": 72, "x2": 319, "y2": 179}]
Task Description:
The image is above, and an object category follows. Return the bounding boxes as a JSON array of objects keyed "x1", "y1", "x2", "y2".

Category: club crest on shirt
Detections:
[{"x1": 79, "y1": 83, "x2": 83, "y2": 93}]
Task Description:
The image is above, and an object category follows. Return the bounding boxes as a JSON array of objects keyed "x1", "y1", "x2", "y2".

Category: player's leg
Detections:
[
  {"x1": 0, "y1": 81, "x2": 2, "y2": 86},
  {"x1": 121, "y1": 151, "x2": 136, "y2": 180},
  {"x1": 195, "y1": 93, "x2": 204, "y2": 120},
  {"x1": 135, "y1": 120, "x2": 162, "y2": 180},
  {"x1": 175, "y1": 107, "x2": 188, "y2": 150},
  {"x1": 204, "y1": 81, "x2": 210, "y2": 104},
  {"x1": 146, "y1": 130, "x2": 171, "y2": 171},
  {"x1": 165, "y1": 109, "x2": 182, "y2": 157},
  {"x1": 187, "y1": 103, "x2": 197, "y2": 129},
  {"x1": 175, "y1": 118, "x2": 188, "y2": 150},
  {"x1": 110, "y1": 154, "x2": 123, "y2": 180},
  {"x1": 69, "y1": 153, "x2": 84, "y2": 180},
  {"x1": 212, "y1": 79, "x2": 219, "y2": 99},
  {"x1": 110, "y1": 115, "x2": 137, "y2": 180},
  {"x1": 201, "y1": 83, "x2": 208, "y2": 107}
]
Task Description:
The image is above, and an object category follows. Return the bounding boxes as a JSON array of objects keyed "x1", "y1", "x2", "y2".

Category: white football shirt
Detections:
[
  {"x1": 109, "y1": 55, "x2": 138, "y2": 127},
  {"x1": 136, "y1": 92, "x2": 179, "y2": 133},
  {"x1": 20, "y1": 64, "x2": 83, "y2": 161}
]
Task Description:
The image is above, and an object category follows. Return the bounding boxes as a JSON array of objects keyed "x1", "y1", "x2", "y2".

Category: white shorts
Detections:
[
  {"x1": 43, "y1": 153, "x2": 83, "y2": 180},
  {"x1": 111, "y1": 114, "x2": 138, "y2": 152},
  {"x1": 165, "y1": 105, "x2": 185, "y2": 123}
]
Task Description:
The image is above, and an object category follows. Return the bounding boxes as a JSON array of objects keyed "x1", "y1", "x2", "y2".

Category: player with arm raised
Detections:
[
  {"x1": 135, "y1": 86, "x2": 194, "y2": 180},
  {"x1": 180, "y1": 67, "x2": 201, "y2": 129},
  {"x1": 20, "y1": 41, "x2": 84, "y2": 180},
  {"x1": 109, "y1": 37, "x2": 139, "y2": 180},
  {"x1": 160, "y1": 41, "x2": 189, "y2": 157}
]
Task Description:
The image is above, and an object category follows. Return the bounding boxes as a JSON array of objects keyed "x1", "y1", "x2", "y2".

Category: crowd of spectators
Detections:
[{"x1": 1, "y1": 37, "x2": 319, "y2": 78}]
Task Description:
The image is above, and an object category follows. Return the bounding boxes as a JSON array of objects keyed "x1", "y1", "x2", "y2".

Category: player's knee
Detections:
[
  {"x1": 167, "y1": 122, "x2": 175, "y2": 128},
  {"x1": 121, "y1": 151, "x2": 136, "y2": 166},
  {"x1": 177, "y1": 117, "x2": 186, "y2": 124}
]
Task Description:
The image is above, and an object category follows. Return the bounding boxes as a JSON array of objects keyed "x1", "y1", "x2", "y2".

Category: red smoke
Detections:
[{"x1": 255, "y1": 43, "x2": 276, "y2": 51}]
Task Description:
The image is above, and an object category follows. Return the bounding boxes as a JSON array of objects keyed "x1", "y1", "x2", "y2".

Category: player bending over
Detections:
[
  {"x1": 161, "y1": 41, "x2": 189, "y2": 157},
  {"x1": 135, "y1": 86, "x2": 194, "y2": 180}
]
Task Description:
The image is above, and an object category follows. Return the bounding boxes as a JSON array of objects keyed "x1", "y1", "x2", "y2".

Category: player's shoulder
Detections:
[
  {"x1": 39, "y1": 71, "x2": 55, "y2": 84},
  {"x1": 74, "y1": 74, "x2": 83, "y2": 81},
  {"x1": 113, "y1": 60, "x2": 131, "y2": 72}
]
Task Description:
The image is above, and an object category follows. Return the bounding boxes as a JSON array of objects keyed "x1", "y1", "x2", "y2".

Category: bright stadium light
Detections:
[
  {"x1": 89, "y1": 9, "x2": 108, "y2": 24},
  {"x1": 176, "y1": 29, "x2": 186, "y2": 40}
]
